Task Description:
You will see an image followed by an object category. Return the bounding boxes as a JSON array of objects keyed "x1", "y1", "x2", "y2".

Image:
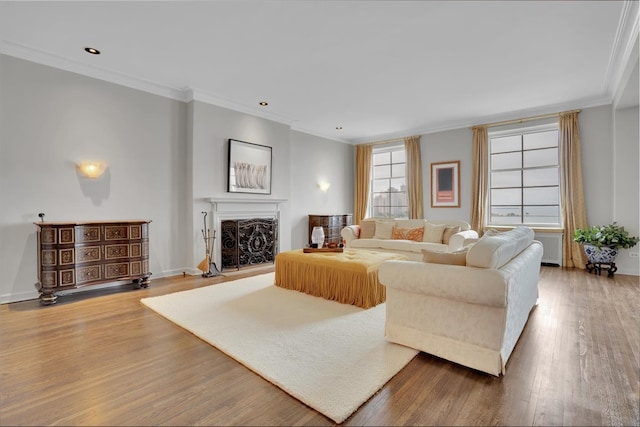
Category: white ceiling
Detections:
[{"x1": 0, "y1": 1, "x2": 637, "y2": 144}]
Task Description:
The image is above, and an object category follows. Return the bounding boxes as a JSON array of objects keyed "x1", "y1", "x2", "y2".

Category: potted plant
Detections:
[{"x1": 574, "y1": 222, "x2": 639, "y2": 265}]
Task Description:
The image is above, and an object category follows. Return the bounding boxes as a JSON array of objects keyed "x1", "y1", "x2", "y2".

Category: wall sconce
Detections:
[
  {"x1": 318, "y1": 181, "x2": 331, "y2": 192},
  {"x1": 77, "y1": 161, "x2": 107, "y2": 178}
]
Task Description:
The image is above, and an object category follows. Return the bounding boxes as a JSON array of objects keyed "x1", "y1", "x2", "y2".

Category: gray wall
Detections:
[
  {"x1": 289, "y1": 130, "x2": 354, "y2": 249},
  {"x1": 188, "y1": 100, "x2": 293, "y2": 269},
  {"x1": 0, "y1": 55, "x2": 189, "y2": 303},
  {"x1": 420, "y1": 127, "x2": 473, "y2": 222},
  {"x1": 612, "y1": 105, "x2": 639, "y2": 274}
]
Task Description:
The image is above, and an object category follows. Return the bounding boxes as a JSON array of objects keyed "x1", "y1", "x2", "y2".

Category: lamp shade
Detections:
[{"x1": 78, "y1": 161, "x2": 106, "y2": 178}]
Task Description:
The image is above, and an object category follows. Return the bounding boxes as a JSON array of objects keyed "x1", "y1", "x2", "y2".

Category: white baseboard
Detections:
[{"x1": 0, "y1": 267, "x2": 200, "y2": 305}]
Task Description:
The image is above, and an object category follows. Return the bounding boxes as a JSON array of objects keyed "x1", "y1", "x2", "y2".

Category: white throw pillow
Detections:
[
  {"x1": 373, "y1": 220, "x2": 395, "y2": 239},
  {"x1": 442, "y1": 225, "x2": 461, "y2": 244},
  {"x1": 423, "y1": 223, "x2": 446, "y2": 243},
  {"x1": 422, "y1": 247, "x2": 468, "y2": 265},
  {"x1": 466, "y1": 226, "x2": 534, "y2": 269},
  {"x1": 360, "y1": 219, "x2": 376, "y2": 239}
]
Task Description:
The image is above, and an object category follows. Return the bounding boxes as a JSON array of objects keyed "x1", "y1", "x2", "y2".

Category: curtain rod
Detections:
[
  {"x1": 475, "y1": 109, "x2": 581, "y2": 129},
  {"x1": 361, "y1": 135, "x2": 421, "y2": 146}
]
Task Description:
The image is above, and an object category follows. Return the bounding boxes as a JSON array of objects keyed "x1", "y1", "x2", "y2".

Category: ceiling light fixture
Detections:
[
  {"x1": 259, "y1": 101, "x2": 268, "y2": 106},
  {"x1": 84, "y1": 47, "x2": 101, "y2": 55}
]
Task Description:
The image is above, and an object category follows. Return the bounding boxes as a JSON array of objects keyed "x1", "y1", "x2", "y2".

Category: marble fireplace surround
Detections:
[{"x1": 207, "y1": 198, "x2": 287, "y2": 270}]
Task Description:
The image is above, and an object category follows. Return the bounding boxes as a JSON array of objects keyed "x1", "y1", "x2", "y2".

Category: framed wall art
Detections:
[
  {"x1": 227, "y1": 139, "x2": 272, "y2": 194},
  {"x1": 431, "y1": 160, "x2": 460, "y2": 208}
]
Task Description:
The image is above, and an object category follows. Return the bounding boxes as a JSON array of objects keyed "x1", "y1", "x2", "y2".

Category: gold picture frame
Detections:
[{"x1": 431, "y1": 160, "x2": 460, "y2": 208}]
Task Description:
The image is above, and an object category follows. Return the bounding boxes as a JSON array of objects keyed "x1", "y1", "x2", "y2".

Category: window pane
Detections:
[
  {"x1": 491, "y1": 170, "x2": 521, "y2": 188},
  {"x1": 373, "y1": 164, "x2": 390, "y2": 179},
  {"x1": 372, "y1": 179, "x2": 390, "y2": 192},
  {"x1": 523, "y1": 147, "x2": 558, "y2": 168},
  {"x1": 523, "y1": 168, "x2": 558, "y2": 186},
  {"x1": 491, "y1": 188, "x2": 521, "y2": 205},
  {"x1": 372, "y1": 152, "x2": 390, "y2": 166},
  {"x1": 391, "y1": 206, "x2": 408, "y2": 218},
  {"x1": 524, "y1": 130, "x2": 558, "y2": 150},
  {"x1": 368, "y1": 146, "x2": 408, "y2": 219},
  {"x1": 389, "y1": 177, "x2": 405, "y2": 191},
  {"x1": 490, "y1": 135, "x2": 521, "y2": 153},
  {"x1": 392, "y1": 150, "x2": 406, "y2": 163},
  {"x1": 523, "y1": 187, "x2": 559, "y2": 205},
  {"x1": 390, "y1": 191, "x2": 407, "y2": 205},
  {"x1": 491, "y1": 152, "x2": 521, "y2": 170},
  {"x1": 490, "y1": 206, "x2": 521, "y2": 224},
  {"x1": 524, "y1": 206, "x2": 559, "y2": 224},
  {"x1": 391, "y1": 163, "x2": 406, "y2": 178}
]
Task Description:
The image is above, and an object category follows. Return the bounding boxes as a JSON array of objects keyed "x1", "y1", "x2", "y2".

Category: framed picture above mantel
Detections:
[
  {"x1": 227, "y1": 139, "x2": 272, "y2": 195},
  {"x1": 431, "y1": 160, "x2": 460, "y2": 208}
]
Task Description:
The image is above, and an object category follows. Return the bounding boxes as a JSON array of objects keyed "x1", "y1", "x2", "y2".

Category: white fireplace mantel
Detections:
[
  {"x1": 205, "y1": 198, "x2": 287, "y2": 270},
  {"x1": 207, "y1": 197, "x2": 288, "y2": 211}
]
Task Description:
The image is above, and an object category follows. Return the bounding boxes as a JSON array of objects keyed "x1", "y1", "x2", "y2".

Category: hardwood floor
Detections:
[{"x1": 1, "y1": 266, "x2": 638, "y2": 426}]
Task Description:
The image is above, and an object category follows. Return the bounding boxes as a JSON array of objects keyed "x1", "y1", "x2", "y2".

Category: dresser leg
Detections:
[
  {"x1": 40, "y1": 291, "x2": 57, "y2": 305},
  {"x1": 133, "y1": 275, "x2": 151, "y2": 289}
]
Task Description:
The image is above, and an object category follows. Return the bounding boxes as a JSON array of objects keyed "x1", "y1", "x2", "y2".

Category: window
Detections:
[
  {"x1": 488, "y1": 124, "x2": 560, "y2": 227},
  {"x1": 368, "y1": 144, "x2": 408, "y2": 218}
]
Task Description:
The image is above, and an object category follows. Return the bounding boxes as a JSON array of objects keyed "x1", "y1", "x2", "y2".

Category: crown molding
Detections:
[
  {"x1": 603, "y1": 0, "x2": 639, "y2": 97},
  {"x1": 349, "y1": 95, "x2": 613, "y2": 145},
  {"x1": 0, "y1": 39, "x2": 190, "y2": 102},
  {"x1": 185, "y1": 88, "x2": 296, "y2": 127}
]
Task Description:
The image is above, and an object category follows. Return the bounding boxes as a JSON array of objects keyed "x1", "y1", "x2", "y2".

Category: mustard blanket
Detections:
[{"x1": 274, "y1": 249, "x2": 407, "y2": 309}]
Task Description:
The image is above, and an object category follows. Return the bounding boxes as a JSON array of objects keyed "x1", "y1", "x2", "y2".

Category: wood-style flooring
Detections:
[{"x1": 1, "y1": 266, "x2": 638, "y2": 426}]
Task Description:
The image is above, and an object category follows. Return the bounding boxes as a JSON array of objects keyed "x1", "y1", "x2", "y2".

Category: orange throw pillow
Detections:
[{"x1": 391, "y1": 226, "x2": 425, "y2": 242}]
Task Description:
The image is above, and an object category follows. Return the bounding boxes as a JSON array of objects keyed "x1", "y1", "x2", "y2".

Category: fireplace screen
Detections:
[{"x1": 221, "y1": 218, "x2": 278, "y2": 270}]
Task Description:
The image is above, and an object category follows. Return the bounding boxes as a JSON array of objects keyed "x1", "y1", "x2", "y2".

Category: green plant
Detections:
[{"x1": 573, "y1": 222, "x2": 639, "y2": 250}]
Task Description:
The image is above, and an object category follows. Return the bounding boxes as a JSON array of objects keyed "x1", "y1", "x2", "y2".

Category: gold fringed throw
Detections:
[{"x1": 275, "y1": 249, "x2": 407, "y2": 309}]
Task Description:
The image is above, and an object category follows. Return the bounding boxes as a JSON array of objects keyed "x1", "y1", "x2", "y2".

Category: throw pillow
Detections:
[
  {"x1": 373, "y1": 220, "x2": 395, "y2": 239},
  {"x1": 442, "y1": 225, "x2": 461, "y2": 244},
  {"x1": 421, "y1": 247, "x2": 468, "y2": 266},
  {"x1": 391, "y1": 226, "x2": 425, "y2": 242},
  {"x1": 360, "y1": 220, "x2": 376, "y2": 239},
  {"x1": 483, "y1": 228, "x2": 502, "y2": 237},
  {"x1": 423, "y1": 223, "x2": 446, "y2": 243}
]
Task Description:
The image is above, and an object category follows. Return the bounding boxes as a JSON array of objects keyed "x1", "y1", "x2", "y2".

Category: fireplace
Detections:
[
  {"x1": 221, "y1": 218, "x2": 278, "y2": 270},
  {"x1": 207, "y1": 198, "x2": 287, "y2": 272}
]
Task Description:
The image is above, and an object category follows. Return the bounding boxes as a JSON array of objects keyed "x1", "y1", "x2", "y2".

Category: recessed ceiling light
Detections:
[
  {"x1": 84, "y1": 47, "x2": 101, "y2": 55},
  {"x1": 259, "y1": 101, "x2": 268, "y2": 106}
]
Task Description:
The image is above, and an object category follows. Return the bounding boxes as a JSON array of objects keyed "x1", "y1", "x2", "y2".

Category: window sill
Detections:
[{"x1": 485, "y1": 225, "x2": 564, "y2": 234}]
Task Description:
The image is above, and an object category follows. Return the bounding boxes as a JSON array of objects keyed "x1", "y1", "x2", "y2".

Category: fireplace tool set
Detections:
[{"x1": 198, "y1": 211, "x2": 222, "y2": 277}]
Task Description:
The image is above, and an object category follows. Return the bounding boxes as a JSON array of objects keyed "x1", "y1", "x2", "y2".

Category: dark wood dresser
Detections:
[
  {"x1": 308, "y1": 214, "x2": 353, "y2": 246},
  {"x1": 34, "y1": 220, "x2": 151, "y2": 304}
]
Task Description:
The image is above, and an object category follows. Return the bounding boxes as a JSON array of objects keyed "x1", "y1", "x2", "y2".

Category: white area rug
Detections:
[{"x1": 141, "y1": 272, "x2": 418, "y2": 423}]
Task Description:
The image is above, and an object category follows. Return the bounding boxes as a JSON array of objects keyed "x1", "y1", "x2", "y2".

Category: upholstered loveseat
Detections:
[
  {"x1": 340, "y1": 218, "x2": 478, "y2": 261},
  {"x1": 378, "y1": 226, "x2": 543, "y2": 376}
]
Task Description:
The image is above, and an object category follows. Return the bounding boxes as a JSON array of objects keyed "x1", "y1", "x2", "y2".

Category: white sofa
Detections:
[
  {"x1": 378, "y1": 226, "x2": 543, "y2": 376},
  {"x1": 341, "y1": 218, "x2": 478, "y2": 261}
]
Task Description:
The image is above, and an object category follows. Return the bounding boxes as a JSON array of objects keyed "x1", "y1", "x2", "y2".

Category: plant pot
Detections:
[{"x1": 583, "y1": 244, "x2": 618, "y2": 264}]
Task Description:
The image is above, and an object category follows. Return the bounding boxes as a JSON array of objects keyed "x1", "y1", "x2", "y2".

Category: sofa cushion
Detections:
[
  {"x1": 466, "y1": 226, "x2": 534, "y2": 269},
  {"x1": 395, "y1": 219, "x2": 428, "y2": 228},
  {"x1": 351, "y1": 238, "x2": 385, "y2": 249},
  {"x1": 423, "y1": 223, "x2": 446, "y2": 243},
  {"x1": 373, "y1": 220, "x2": 395, "y2": 239},
  {"x1": 379, "y1": 239, "x2": 415, "y2": 251},
  {"x1": 442, "y1": 225, "x2": 461, "y2": 244},
  {"x1": 392, "y1": 226, "x2": 424, "y2": 242},
  {"x1": 421, "y1": 247, "x2": 468, "y2": 265},
  {"x1": 360, "y1": 219, "x2": 376, "y2": 239}
]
